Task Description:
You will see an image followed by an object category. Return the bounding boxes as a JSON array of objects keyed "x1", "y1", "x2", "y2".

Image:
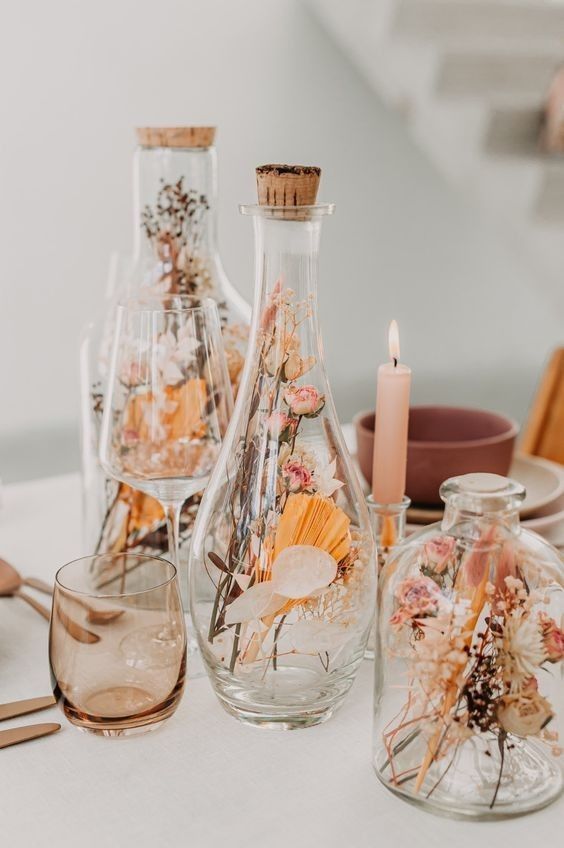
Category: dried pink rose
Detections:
[
  {"x1": 423, "y1": 536, "x2": 455, "y2": 574},
  {"x1": 122, "y1": 428, "x2": 140, "y2": 446},
  {"x1": 390, "y1": 576, "x2": 442, "y2": 626},
  {"x1": 267, "y1": 411, "x2": 289, "y2": 435},
  {"x1": 540, "y1": 614, "x2": 564, "y2": 663},
  {"x1": 498, "y1": 691, "x2": 553, "y2": 737},
  {"x1": 283, "y1": 460, "x2": 313, "y2": 493},
  {"x1": 284, "y1": 384, "x2": 325, "y2": 417},
  {"x1": 267, "y1": 412, "x2": 298, "y2": 439}
]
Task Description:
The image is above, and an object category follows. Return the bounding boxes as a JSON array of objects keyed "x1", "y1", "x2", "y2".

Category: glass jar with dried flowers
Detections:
[
  {"x1": 189, "y1": 164, "x2": 376, "y2": 728},
  {"x1": 80, "y1": 127, "x2": 249, "y2": 580},
  {"x1": 373, "y1": 472, "x2": 564, "y2": 818}
]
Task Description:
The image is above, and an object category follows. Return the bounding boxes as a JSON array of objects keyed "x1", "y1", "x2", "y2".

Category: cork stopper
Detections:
[
  {"x1": 256, "y1": 165, "x2": 321, "y2": 211},
  {"x1": 136, "y1": 127, "x2": 216, "y2": 149}
]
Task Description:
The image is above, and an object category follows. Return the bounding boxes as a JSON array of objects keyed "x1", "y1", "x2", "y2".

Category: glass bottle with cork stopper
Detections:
[
  {"x1": 80, "y1": 126, "x2": 250, "y2": 583},
  {"x1": 189, "y1": 164, "x2": 377, "y2": 728}
]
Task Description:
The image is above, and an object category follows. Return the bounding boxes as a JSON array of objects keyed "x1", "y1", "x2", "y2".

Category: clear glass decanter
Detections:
[
  {"x1": 189, "y1": 165, "x2": 376, "y2": 728},
  {"x1": 373, "y1": 472, "x2": 564, "y2": 818},
  {"x1": 80, "y1": 127, "x2": 249, "y2": 570}
]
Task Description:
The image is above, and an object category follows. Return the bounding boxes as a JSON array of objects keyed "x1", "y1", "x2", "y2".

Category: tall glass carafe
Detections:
[
  {"x1": 80, "y1": 127, "x2": 249, "y2": 573},
  {"x1": 189, "y1": 165, "x2": 376, "y2": 728}
]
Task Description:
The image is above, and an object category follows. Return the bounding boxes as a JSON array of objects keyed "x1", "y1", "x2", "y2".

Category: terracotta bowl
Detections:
[{"x1": 354, "y1": 405, "x2": 519, "y2": 506}]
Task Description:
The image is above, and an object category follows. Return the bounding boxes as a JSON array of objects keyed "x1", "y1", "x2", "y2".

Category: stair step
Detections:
[
  {"x1": 535, "y1": 161, "x2": 564, "y2": 223},
  {"x1": 436, "y1": 52, "x2": 560, "y2": 100},
  {"x1": 484, "y1": 107, "x2": 544, "y2": 156},
  {"x1": 394, "y1": 1, "x2": 564, "y2": 45}
]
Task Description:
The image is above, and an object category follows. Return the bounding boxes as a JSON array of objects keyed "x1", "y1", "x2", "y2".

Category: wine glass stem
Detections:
[{"x1": 163, "y1": 501, "x2": 186, "y2": 608}]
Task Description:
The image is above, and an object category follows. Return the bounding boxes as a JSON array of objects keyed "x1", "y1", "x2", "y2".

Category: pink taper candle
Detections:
[{"x1": 371, "y1": 320, "x2": 412, "y2": 504}]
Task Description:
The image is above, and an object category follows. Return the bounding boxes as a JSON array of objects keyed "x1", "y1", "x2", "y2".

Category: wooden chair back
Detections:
[{"x1": 521, "y1": 348, "x2": 564, "y2": 464}]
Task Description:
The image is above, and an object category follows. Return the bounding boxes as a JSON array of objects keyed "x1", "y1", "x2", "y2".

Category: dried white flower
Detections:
[
  {"x1": 498, "y1": 609, "x2": 547, "y2": 687},
  {"x1": 313, "y1": 458, "x2": 344, "y2": 498}
]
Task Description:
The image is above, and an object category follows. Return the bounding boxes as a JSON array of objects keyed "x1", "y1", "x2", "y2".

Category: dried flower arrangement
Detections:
[
  {"x1": 380, "y1": 531, "x2": 564, "y2": 809},
  {"x1": 141, "y1": 178, "x2": 213, "y2": 298},
  {"x1": 92, "y1": 178, "x2": 246, "y2": 559},
  {"x1": 203, "y1": 283, "x2": 371, "y2": 675}
]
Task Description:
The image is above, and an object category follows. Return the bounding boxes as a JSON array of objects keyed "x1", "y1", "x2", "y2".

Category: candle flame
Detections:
[{"x1": 388, "y1": 319, "x2": 400, "y2": 363}]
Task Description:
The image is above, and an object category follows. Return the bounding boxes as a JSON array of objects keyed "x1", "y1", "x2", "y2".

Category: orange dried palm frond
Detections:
[
  {"x1": 162, "y1": 378, "x2": 207, "y2": 440},
  {"x1": 274, "y1": 493, "x2": 351, "y2": 563}
]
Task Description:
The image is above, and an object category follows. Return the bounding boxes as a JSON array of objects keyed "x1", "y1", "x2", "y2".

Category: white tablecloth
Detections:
[{"x1": 0, "y1": 473, "x2": 562, "y2": 848}]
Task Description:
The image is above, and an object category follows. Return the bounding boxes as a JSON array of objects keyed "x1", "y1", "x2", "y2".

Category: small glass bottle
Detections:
[
  {"x1": 80, "y1": 127, "x2": 249, "y2": 572},
  {"x1": 190, "y1": 164, "x2": 377, "y2": 728},
  {"x1": 373, "y1": 473, "x2": 564, "y2": 818},
  {"x1": 365, "y1": 494, "x2": 410, "y2": 659}
]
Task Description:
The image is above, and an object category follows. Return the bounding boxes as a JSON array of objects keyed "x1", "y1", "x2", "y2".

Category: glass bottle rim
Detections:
[
  {"x1": 136, "y1": 143, "x2": 214, "y2": 151},
  {"x1": 440, "y1": 473, "x2": 526, "y2": 513},
  {"x1": 239, "y1": 203, "x2": 335, "y2": 219},
  {"x1": 117, "y1": 293, "x2": 219, "y2": 316},
  {"x1": 55, "y1": 553, "x2": 178, "y2": 599}
]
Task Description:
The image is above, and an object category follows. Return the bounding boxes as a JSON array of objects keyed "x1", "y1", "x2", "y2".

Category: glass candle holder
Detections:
[
  {"x1": 365, "y1": 495, "x2": 410, "y2": 659},
  {"x1": 49, "y1": 554, "x2": 186, "y2": 737}
]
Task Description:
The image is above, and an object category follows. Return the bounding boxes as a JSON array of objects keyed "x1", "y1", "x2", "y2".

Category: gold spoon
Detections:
[
  {"x1": 0, "y1": 558, "x2": 123, "y2": 626},
  {"x1": 25, "y1": 575, "x2": 124, "y2": 625},
  {"x1": 0, "y1": 558, "x2": 99, "y2": 642}
]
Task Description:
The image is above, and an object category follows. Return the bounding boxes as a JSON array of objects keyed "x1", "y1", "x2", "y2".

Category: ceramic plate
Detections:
[
  {"x1": 407, "y1": 453, "x2": 564, "y2": 524},
  {"x1": 522, "y1": 493, "x2": 564, "y2": 547}
]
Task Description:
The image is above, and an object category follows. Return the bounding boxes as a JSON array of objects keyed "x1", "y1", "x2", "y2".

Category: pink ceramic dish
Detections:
[{"x1": 354, "y1": 405, "x2": 519, "y2": 506}]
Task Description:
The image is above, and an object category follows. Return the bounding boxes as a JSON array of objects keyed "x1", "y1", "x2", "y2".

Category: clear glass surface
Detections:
[
  {"x1": 99, "y1": 295, "x2": 233, "y2": 617},
  {"x1": 49, "y1": 554, "x2": 186, "y2": 736},
  {"x1": 365, "y1": 495, "x2": 410, "y2": 659},
  {"x1": 189, "y1": 204, "x2": 377, "y2": 728},
  {"x1": 80, "y1": 141, "x2": 249, "y2": 570},
  {"x1": 373, "y1": 474, "x2": 564, "y2": 818}
]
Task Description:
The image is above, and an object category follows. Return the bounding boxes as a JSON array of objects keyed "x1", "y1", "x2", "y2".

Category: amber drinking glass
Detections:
[{"x1": 49, "y1": 554, "x2": 186, "y2": 736}]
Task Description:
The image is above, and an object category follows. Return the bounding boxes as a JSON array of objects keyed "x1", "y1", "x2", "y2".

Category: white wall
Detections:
[{"x1": 1, "y1": 0, "x2": 562, "y2": 478}]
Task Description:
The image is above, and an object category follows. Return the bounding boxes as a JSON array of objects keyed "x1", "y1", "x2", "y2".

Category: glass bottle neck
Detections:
[
  {"x1": 442, "y1": 505, "x2": 521, "y2": 538},
  {"x1": 132, "y1": 145, "x2": 218, "y2": 260},
  {"x1": 439, "y1": 474, "x2": 525, "y2": 539},
  {"x1": 249, "y1": 214, "x2": 323, "y2": 347}
]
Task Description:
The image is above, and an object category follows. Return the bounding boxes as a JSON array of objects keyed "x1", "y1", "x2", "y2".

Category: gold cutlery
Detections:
[
  {"x1": 0, "y1": 558, "x2": 100, "y2": 644},
  {"x1": 0, "y1": 557, "x2": 52, "y2": 619},
  {"x1": 0, "y1": 722, "x2": 61, "y2": 750},
  {"x1": 25, "y1": 574, "x2": 124, "y2": 625},
  {"x1": 0, "y1": 695, "x2": 56, "y2": 722}
]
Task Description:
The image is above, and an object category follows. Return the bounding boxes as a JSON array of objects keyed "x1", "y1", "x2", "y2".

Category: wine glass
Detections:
[{"x1": 99, "y1": 294, "x2": 233, "y2": 656}]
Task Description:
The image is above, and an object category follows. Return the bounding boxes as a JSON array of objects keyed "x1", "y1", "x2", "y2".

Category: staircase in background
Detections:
[{"x1": 309, "y1": 0, "x2": 564, "y2": 305}]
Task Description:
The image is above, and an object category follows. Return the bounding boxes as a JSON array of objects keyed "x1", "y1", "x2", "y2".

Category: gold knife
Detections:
[
  {"x1": 0, "y1": 695, "x2": 56, "y2": 722},
  {"x1": 0, "y1": 722, "x2": 61, "y2": 749}
]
